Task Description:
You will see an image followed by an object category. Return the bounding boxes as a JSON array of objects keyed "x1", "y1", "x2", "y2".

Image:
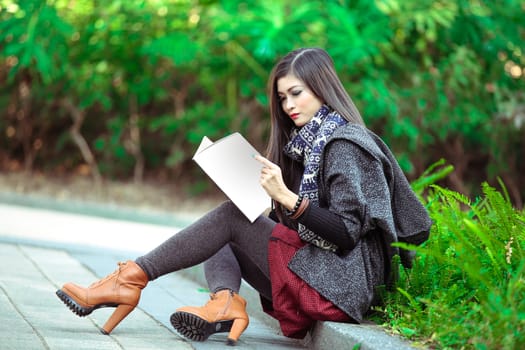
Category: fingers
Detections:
[
  {"x1": 256, "y1": 155, "x2": 279, "y2": 185},
  {"x1": 254, "y1": 155, "x2": 275, "y2": 169},
  {"x1": 255, "y1": 155, "x2": 290, "y2": 201},
  {"x1": 256, "y1": 156, "x2": 279, "y2": 179}
]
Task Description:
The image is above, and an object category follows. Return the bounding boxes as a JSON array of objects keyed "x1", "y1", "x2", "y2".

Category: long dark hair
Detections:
[{"x1": 265, "y1": 47, "x2": 365, "y2": 220}]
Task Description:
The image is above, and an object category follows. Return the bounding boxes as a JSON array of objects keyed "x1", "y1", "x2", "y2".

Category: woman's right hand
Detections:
[{"x1": 255, "y1": 155, "x2": 298, "y2": 210}]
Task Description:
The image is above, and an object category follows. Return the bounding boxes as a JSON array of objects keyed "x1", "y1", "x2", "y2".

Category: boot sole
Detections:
[
  {"x1": 56, "y1": 289, "x2": 117, "y2": 317},
  {"x1": 170, "y1": 311, "x2": 234, "y2": 341}
]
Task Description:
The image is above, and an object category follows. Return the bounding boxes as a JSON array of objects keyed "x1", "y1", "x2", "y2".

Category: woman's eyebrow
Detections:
[{"x1": 278, "y1": 85, "x2": 302, "y2": 94}]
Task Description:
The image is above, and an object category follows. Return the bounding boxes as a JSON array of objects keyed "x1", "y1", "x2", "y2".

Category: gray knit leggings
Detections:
[{"x1": 135, "y1": 201, "x2": 275, "y2": 300}]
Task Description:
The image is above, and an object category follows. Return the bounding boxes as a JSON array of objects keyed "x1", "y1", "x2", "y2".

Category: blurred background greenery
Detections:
[{"x1": 1, "y1": 0, "x2": 524, "y2": 206}]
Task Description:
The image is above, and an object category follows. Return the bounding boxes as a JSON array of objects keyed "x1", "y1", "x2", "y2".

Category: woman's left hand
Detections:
[{"x1": 255, "y1": 155, "x2": 298, "y2": 210}]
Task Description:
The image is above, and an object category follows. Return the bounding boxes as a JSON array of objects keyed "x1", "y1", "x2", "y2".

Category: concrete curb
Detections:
[{"x1": 0, "y1": 190, "x2": 419, "y2": 350}]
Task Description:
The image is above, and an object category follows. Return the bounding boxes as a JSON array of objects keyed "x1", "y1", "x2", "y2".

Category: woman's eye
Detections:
[{"x1": 279, "y1": 90, "x2": 300, "y2": 102}]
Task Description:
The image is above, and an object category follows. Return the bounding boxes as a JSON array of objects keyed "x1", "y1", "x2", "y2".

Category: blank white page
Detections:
[{"x1": 193, "y1": 133, "x2": 271, "y2": 222}]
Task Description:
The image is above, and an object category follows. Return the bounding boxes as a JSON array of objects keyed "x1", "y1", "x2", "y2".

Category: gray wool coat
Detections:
[{"x1": 288, "y1": 123, "x2": 432, "y2": 323}]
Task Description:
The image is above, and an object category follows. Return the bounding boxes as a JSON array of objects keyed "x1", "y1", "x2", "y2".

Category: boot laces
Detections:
[
  {"x1": 208, "y1": 289, "x2": 233, "y2": 317},
  {"x1": 89, "y1": 261, "x2": 125, "y2": 288}
]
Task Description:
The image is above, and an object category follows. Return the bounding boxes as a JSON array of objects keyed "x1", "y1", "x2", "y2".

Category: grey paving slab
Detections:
[
  {"x1": 0, "y1": 240, "x2": 305, "y2": 349},
  {"x1": 0, "y1": 243, "x2": 192, "y2": 350}
]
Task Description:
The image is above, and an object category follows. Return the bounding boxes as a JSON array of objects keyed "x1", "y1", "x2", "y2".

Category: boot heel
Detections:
[
  {"x1": 101, "y1": 304, "x2": 135, "y2": 334},
  {"x1": 226, "y1": 317, "x2": 249, "y2": 345}
]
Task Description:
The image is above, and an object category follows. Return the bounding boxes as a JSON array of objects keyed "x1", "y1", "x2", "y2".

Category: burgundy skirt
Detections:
[{"x1": 263, "y1": 223, "x2": 351, "y2": 339}]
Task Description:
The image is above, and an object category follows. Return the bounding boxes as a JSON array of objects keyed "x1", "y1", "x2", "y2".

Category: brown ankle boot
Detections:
[
  {"x1": 170, "y1": 289, "x2": 249, "y2": 345},
  {"x1": 56, "y1": 260, "x2": 148, "y2": 334}
]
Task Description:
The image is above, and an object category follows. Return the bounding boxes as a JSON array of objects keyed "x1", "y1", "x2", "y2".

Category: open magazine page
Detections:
[{"x1": 193, "y1": 133, "x2": 271, "y2": 222}]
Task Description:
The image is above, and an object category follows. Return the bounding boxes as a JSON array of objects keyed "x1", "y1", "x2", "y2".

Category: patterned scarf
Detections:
[{"x1": 283, "y1": 105, "x2": 348, "y2": 252}]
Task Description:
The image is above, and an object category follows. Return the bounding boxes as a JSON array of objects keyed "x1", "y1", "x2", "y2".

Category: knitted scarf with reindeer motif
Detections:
[{"x1": 283, "y1": 105, "x2": 347, "y2": 252}]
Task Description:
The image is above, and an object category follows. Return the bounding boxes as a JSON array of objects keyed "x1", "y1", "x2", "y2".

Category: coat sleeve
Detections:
[{"x1": 319, "y1": 138, "x2": 394, "y2": 251}]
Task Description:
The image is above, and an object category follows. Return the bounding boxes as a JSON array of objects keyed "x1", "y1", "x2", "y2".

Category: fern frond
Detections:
[{"x1": 411, "y1": 159, "x2": 454, "y2": 193}]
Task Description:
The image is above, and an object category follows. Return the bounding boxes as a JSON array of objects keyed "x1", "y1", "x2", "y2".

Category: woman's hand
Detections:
[{"x1": 255, "y1": 155, "x2": 298, "y2": 210}]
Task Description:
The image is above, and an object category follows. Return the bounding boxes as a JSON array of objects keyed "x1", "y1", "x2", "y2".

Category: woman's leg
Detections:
[
  {"x1": 171, "y1": 236, "x2": 274, "y2": 344},
  {"x1": 57, "y1": 200, "x2": 274, "y2": 340},
  {"x1": 204, "y1": 245, "x2": 242, "y2": 294},
  {"x1": 204, "y1": 243, "x2": 272, "y2": 300},
  {"x1": 138, "y1": 201, "x2": 275, "y2": 344},
  {"x1": 136, "y1": 201, "x2": 274, "y2": 289}
]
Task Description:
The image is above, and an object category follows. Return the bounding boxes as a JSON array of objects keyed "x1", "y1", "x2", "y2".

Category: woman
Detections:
[{"x1": 56, "y1": 47, "x2": 431, "y2": 345}]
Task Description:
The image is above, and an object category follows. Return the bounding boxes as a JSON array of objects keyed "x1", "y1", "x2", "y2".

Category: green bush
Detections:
[
  {"x1": 1, "y1": 0, "x2": 524, "y2": 203},
  {"x1": 378, "y1": 168, "x2": 525, "y2": 349}
]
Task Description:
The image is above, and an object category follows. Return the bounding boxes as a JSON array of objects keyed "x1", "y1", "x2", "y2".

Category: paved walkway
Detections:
[
  {"x1": 0, "y1": 195, "x2": 419, "y2": 350},
  {"x1": 0, "y1": 203, "x2": 305, "y2": 350}
]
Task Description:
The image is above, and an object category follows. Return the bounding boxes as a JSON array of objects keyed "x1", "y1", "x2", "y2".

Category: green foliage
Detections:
[
  {"x1": 0, "y1": 0, "x2": 524, "y2": 202},
  {"x1": 0, "y1": 0, "x2": 73, "y2": 84},
  {"x1": 377, "y1": 173, "x2": 525, "y2": 349},
  {"x1": 410, "y1": 158, "x2": 454, "y2": 193}
]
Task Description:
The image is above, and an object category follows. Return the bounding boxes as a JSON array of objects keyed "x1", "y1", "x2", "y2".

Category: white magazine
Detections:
[{"x1": 193, "y1": 133, "x2": 271, "y2": 222}]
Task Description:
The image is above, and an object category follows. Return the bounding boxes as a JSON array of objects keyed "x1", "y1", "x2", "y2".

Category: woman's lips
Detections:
[{"x1": 289, "y1": 113, "x2": 299, "y2": 120}]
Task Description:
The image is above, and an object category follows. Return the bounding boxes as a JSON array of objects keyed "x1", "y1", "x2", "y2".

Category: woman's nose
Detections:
[{"x1": 286, "y1": 98, "x2": 295, "y2": 112}]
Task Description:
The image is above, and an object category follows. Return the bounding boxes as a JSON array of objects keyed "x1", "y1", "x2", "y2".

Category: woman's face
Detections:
[{"x1": 277, "y1": 74, "x2": 323, "y2": 127}]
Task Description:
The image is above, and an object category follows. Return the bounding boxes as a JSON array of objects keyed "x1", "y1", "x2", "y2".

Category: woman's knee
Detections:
[{"x1": 215, "y1": 200, "x2": 243, "y2": 218}]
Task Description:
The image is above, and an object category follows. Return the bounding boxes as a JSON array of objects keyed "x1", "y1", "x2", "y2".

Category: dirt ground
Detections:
[{"x1": 0, "y1": 171, "x2": 224, "y2": 216}]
